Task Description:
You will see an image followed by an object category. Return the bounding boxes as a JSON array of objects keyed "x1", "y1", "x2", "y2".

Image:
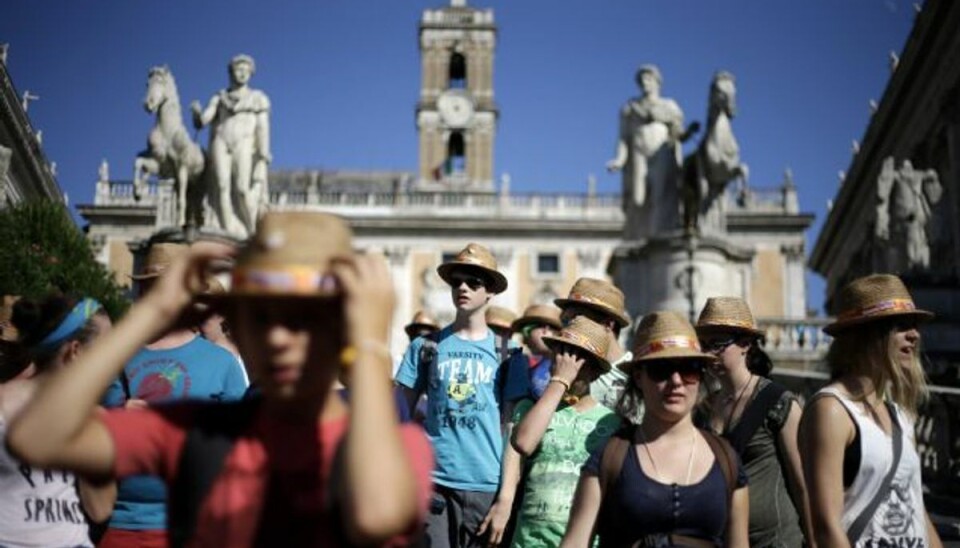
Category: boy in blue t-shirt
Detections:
[
  {"x1": 397, "y1": 243, "x2": 529, "y2": 548},
  {"x1": 98, "y1": 242, "x2": 248, "y2": 547}
]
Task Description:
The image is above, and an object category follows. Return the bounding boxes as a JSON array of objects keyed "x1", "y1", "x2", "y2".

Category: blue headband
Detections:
[{"x1": 35, "y1": 298, "x2": 102, "y2": 352}]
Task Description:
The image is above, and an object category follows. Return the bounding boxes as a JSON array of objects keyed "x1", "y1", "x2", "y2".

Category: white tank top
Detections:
[
  {"x1": 817, "y1": 387, "x2": 928, "y2": 547},
  {"x1": 0, "y1": 415, "x2": 93, "y2": 547}
]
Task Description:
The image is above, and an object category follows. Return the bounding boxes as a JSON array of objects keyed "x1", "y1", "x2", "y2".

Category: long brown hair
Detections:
[{"x1": 825, "y1": 320, "x2": 928, "y2": 416}]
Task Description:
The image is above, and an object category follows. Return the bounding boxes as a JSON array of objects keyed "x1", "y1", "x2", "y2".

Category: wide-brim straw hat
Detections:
[
  {"x1": 696, "y1": 296, "x2": 765, "y2": 338},
  {"x1": 554, "y1": 277, "x2": 631, "y2": 328},
  {"x1": 404, "y1": 310, "x2": 440, "y2": 338},
  {"x1": 542, "y1": 316, "x2": 611, "y2": 372},
  {"x1": 437, "y1": 243, "x2": 508, "y2": 294},
  {"x1": 130, "y1": 242, "x2": 188, "y2": 280},
  {"x1": 485, "y1": 306, "x2": 517, "y2": 332},
  {"x1": 209, "y1": 211, "x2": 353, "y2": 301},
  {"x1": 621, "y1": 310, "x2": 716, "y2": 373},
  {"x1": 511, "y1": 303, "x2": 563, "y2": 331},
  {"x1": 824, "y1": 274, "x2": 933, "y2": 336}
]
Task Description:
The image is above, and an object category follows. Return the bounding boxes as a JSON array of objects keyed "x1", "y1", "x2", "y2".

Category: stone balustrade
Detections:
[{"x1": 757, "y1": 316, "x2": 833, "y2": 359}]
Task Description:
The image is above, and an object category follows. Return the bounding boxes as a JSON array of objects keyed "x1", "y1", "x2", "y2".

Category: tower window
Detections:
[
  {"x1": 536, "y1": 253, "x2": 561, "y2": 276},
  {"x1": 446, "y1": 132, "x2": 466, "y2": 175},
  {"x1": 449, "y1": 52, "x2": 466, "y2": 89}
]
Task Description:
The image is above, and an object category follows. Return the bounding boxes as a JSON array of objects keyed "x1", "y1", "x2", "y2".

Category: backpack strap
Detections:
[
  {"x1": 725, "y1": 382, "x2": 787, "y2": 454},
  {"x1": 168, "y1": 398, "x2": 261, "y2": 548},
  {"x1": 702, "y1": 429, "x2": 738, "y2": 504},
  {"x1": 416, "y1": 331, "x2": 439, "y2": 395},
  {"x1": 599, "y1": 425, "x2": 635, "y2": 498}
]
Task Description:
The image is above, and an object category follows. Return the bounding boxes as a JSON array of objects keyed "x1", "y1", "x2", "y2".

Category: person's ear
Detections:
[{"x1": 62, "y1": 339, "x2": 83, "y2": 366}]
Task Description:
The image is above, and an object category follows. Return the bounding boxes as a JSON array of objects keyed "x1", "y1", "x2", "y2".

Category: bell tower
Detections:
[{"x1": 416, "y1": 0, "x2": 497, "y2": 191}]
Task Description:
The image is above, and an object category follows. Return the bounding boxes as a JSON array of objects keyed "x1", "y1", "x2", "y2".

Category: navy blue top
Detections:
[{"x1": 584, "y1": 436, "x2": 748, "y2": 547}]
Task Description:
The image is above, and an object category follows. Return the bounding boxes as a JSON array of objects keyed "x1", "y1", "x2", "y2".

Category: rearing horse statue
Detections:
[
  {"x1": 681, "y1": 71, "x2": 749, "y2": 233},
  {"x1": 133, "y1": 66, "x2": 206, "y2": 228}
]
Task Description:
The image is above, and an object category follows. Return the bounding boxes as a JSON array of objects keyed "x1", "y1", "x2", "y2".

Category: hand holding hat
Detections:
[{"x1": 140, "y1": 241, "x2": 237, "y2": 326}]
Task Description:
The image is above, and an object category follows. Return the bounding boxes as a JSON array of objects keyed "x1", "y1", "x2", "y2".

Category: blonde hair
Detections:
[{"x1": 825, "y1": 320, "x2": 928, "y2": 416}]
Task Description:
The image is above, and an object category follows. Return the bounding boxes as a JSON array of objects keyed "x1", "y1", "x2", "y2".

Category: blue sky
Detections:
[{"x1": 1, "y1": 1, "x2": 917, "y2": 313}]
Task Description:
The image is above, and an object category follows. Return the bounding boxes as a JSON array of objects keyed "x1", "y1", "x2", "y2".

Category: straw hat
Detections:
[
  {"x1": 621, "y1": 310, "x2": 716, "y2": 372},
  {"x1": 696, "y1": 296, "x2": 764, "y2": 337},
  {"x1": 404, "y1": 310, "x2": 440, "y2": 339},
  {"x1": 485, "y1": 306, "x2": 517, "y2": 332},
  {"x1": 511, "y1": 303, "x2": 563, "y2": 331},
  {"x1": 437, "y1": 243, "x2": 508, "y2": 294},
  {"x1": 823, "y1": 274, "x2": 933, "y2": 336},
  {"x1": 130, "y1": 242, "x2": 188, "y2": 280},
  {"x1": 554, "y1": 278, "x2": 631, "y2": 327},
  {"x1": 542, "y1": 316, "x2": 611, "y2": 372},
  {"x1": 217, "y1": 211, "x2": 353, "y2": 299}
]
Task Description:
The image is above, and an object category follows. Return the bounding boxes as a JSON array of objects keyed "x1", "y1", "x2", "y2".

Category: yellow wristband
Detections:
[{"x1": 548, "y1": 376, "x2": 571, "y2": 392}]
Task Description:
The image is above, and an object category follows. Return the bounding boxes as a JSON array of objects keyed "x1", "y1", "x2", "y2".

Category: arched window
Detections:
[
  {"x1": 449, "y1": 52, "x2": 466, "y2": 89},
  {"x1": 447, "y1": 131, "x2": 465, "y2": 174}
]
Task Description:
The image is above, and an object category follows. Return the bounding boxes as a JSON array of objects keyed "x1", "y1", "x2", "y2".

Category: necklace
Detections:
[
  {"x1": 638, "y1": 425, "x2": 697, "y2": 485},
  {"x1": 724, "y1": 374, "x2": 755, "y2": 432}
]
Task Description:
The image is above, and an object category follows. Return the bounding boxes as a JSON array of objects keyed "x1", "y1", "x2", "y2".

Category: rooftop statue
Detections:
[{"x1": 191, "y1": 54, "x2": 272, "y2": 238}]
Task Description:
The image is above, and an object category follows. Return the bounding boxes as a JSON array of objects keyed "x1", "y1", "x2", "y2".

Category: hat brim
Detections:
[
  {"x1": 437, "y1": 263, "x2": 508, "y2": 294},
  {"x1": 511, "y1": 315, "x2": 563, "y2": 331},
  {"x1": 404, "y1": 322, "x2": 439, "y2": 338},
  {"x1": 618, "y1": 349, "x2": 717, "y2": 373},
  {"x1": 823, "y1": 309, "x2": 934, "y2": 336},
  {"x1": 695, "y1": 323, "x2": 765, "y2": 338},
  {"x1": 542, "y1": 334, "x2": 611, "y2": 372},
  {"x1": 553, "y1": 298, "x2": 630, "y2": 328}
]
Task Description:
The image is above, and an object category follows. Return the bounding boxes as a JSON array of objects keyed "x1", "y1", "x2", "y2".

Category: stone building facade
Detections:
[
  {"x1": 0, "y1": 51, "x2": 64, "y2": 208},
  {"x1": 78, "y1": 1, "x2": 816, "y2": 363}
]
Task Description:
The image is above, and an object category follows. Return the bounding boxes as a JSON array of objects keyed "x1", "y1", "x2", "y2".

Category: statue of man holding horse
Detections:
[
  {"x1": 191, "y1": 54, "x2": 272, "y2": 238},
  {"x1": 607, "y1": 64, "x2": 693, "y2": 239}
]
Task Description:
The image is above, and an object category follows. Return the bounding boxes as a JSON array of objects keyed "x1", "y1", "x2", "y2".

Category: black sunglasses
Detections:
[
  {"x1": 449, "y1": 273, "x2": 486, "y2": 290},
  {"x1": 644, "y1": 361, "x2": 705, "y2": 384},
  {"x1": 700, "y1": 336, "x2": 736, "y2": 352}
]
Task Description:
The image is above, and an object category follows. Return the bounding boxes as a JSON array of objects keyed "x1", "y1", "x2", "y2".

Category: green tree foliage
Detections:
[{"x1": 0, "y1": 201, "x2": 128, "y2": 318}]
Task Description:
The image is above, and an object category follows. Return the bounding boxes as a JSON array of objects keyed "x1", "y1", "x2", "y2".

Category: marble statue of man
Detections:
[
  {"x1": 192, "y1": 54, "x2": 272, "y2": 237},
  {"x1": 876, "y1": 157, "x2": 942, "y2": 271},
  {"x1": 607, "y1": 64, "x2": 685, "y2": 239}
]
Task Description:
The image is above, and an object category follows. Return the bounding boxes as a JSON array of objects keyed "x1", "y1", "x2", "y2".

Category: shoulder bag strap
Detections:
[
  {"x1": 845, "y1": 402, "x2": 903, "y2": 545},
  {"x1": 599, "y1": 426, "x2": 634, "y2": 498},
  {"x1": 725, "y1": 382, "x2": 787, "y2": 454},
  {"x1": 702, "y1": 430, "x2": 737, "y2": 503}
]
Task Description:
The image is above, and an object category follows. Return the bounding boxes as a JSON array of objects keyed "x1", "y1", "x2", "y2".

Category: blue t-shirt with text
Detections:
[
  {"x1": 396, "y1": 326, "x2": 529, "y2": 492},
  {"x1": 101, "y1": 336, "x2": 248, "y2": 530}
]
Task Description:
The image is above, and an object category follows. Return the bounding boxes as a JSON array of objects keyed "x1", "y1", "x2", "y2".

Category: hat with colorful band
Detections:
[
  {"x1": 823, "y1": 274, "x2": 933, "y2": 335},
  {"x1": 211, "y1": 211, "x2": 353, "y2": 300},
  {"x1": 554, "y1": 277, "x2": 631, "y2": 328},
  {"x1": 511, "y1": 304, "x2": 563, "y2": 331},
  {"x1": 696, "y1": 296, "x2": 765, "y2": 337},
  {"x1": 620, "y1": 310, "x2": 716, "y2": 373},
  {"x1": 542, "y1": 315, "x2": 611, "y2": 372}
]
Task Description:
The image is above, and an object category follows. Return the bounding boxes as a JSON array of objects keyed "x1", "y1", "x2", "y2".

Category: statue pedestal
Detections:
[{"x1": 608, "y1": 231, "x2": 754, "y2": 324}]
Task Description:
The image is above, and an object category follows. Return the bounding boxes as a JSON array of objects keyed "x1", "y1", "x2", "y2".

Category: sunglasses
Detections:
[
  {"x1": 699, "y1": 336, "x2": 737, "y2": 352},
  {"x1": 448, "y1": 273, "x2": 486, "y2": 291},
  {"x1": 643, "y1": 361, "x2": 704, "y2": 384}
]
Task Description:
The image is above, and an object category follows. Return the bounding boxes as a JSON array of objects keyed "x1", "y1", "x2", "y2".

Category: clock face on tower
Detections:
[{"x1": 437, "y1": 90, "x2": 475, "y2": 128}]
